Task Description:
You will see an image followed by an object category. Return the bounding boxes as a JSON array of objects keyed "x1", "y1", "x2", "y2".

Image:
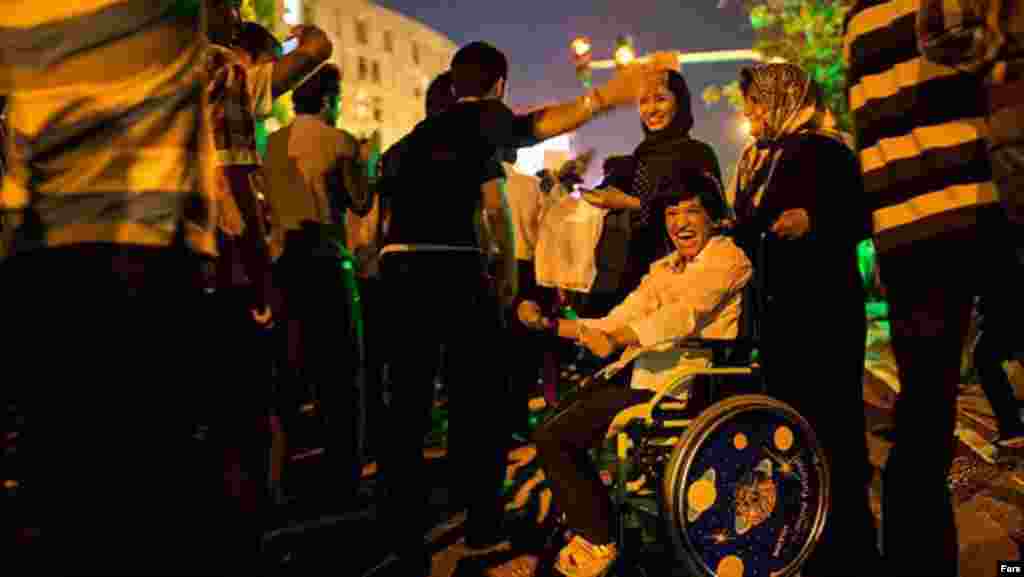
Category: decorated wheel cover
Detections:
[{"x1": 660, "y1": 395, "x2": 829, "y2": 577}]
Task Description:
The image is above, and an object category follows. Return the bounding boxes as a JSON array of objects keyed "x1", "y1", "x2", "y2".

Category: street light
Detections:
[
  {"x1": 738, "y1": 117, "x2": 752, "y2": 140},
  {"x1": 571, "y1": 36, "x2": 593, "y2": 87},
  {"x1": 614, "y1": 36, "x2": 636, "y2": 67}
]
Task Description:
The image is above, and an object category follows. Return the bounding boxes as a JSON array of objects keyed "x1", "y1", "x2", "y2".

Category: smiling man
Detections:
[{"x1": 518, "y1": 171, "x2": 750, "y2": 577}]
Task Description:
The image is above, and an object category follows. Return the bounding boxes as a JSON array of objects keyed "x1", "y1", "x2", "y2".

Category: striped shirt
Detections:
[
  {"x1": 845, "y1": 0, "x2": 999, "y2": 252},
  {"x1": 0, "y1": 1, "x2": 217, "y2": 257}
]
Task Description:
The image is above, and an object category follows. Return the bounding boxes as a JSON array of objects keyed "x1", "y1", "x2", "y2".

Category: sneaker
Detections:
[{"x1": 554, "y1": 535, "x2": 617, "y2": 577}]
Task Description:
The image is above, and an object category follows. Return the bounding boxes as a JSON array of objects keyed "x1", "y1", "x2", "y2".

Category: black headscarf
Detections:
[
  {"x1": 628, "y1": 70, "x2": 721, "y2": 228},
  {"x1": 634, "y1": 70, "x2": 694, "y2": 157}
]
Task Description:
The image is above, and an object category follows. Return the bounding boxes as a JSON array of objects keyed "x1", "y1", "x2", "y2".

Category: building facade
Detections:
[{"x1": 278, "y1": 0, "x2": 456, "y2": 150}]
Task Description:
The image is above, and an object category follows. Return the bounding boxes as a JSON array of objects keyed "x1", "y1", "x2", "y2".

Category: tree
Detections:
[{"x1": 701, "y1": 0, "x2": 854, "y2": 131}]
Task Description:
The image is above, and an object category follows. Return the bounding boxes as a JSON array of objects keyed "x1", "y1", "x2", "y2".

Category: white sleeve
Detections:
[
  {"x1": 247, "y1": 62, "x2": 275, "y2": 120},
  {"x1": 628, "y1": 242, "x2": 752, "y2": 347}
]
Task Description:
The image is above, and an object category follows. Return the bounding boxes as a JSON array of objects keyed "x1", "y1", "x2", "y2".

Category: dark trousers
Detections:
[
  {"x1": 763, "y1": 295, "x2": 879, "y2": 577},
  {"x1": 275, "y1": 228, "x2": 362, "y2": 503},
  {"x1": 377, "y1": 251, "x2": 512, "y2": 557},
  {"x1": 532, "y1": 385, "x2": 653, "y2": 546},
  {"x1": 878, "y1": 217, "x2": 1013, "y2": 577},
  {"x1": 4, "y1": 244, "x2": 253, "y2": 575},
  {"x1": 975, "y1": 327, "x2": 1024, "y2": 438}
]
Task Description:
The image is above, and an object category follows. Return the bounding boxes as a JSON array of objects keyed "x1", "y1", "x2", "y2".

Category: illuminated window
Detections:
[
  {"x1": 356, "y1": 19, "x2": 368, "y2": 45},
  {"x1": 411, "y1": 41, "x2": 420, "y2": 65},
  {"x1": 414, "y1": 85, "x2": 422, "y2": 99},
  {"x1": 358, "y1": 57, "x2": 368, "y2": 81},
  {"x1": 372, "y1": 61, "x2": 381, "y2": 84},
  {"x1": 383, "y1": 30, "x2": 393, "y2": 53},
  {"x1": 283, "y1": 0, "x2": 302, "y2": 25},
  {"x1": 373, "y1": 97, "x2": 383, "y2": 123}
]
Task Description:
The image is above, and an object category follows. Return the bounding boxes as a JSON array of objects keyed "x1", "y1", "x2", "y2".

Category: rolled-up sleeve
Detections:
[
  {"x1": 627, "y1": 244, "x2": 752, "y2": 347},
  {"x1": 580, "y1": 279, "x2": 654, "y2": 334}
]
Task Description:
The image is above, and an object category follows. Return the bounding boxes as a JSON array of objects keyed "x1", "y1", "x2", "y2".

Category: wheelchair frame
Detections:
[{"x1": 585, "y1": 339, "x2": 828, "y2": 577}]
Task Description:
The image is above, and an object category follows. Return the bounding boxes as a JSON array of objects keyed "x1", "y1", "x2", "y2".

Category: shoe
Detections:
[{"x1": 554, "y1": 535, "x2": 617, "y2": 577}]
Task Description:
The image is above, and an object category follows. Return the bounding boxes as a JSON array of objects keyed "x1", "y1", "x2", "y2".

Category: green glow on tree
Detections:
[{"x1": 706, "y1": 1, "x2": 854, "y2": 133}]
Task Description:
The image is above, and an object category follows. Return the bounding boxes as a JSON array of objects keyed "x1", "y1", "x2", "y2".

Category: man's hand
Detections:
[
  {"x1": 580, "y1": 326, "x2": 616, "y2": 358},
  {"x1": 770, "y1": 208, "x2": 810, "y2": 239},
  {"x1": 595, "y1": 51, "x2": 679, "y2": 108}
]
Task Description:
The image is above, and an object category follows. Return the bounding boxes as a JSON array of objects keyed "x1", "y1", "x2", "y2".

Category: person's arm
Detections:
[
  {"x1": 625, "y1": 244, "x2": 752, "y2": 348},
  {"x1": 768, "y1": 138, "x2": 869, "y2": 244},
  {"x1": 481, "y1": 176, "x2": 518, "y2": 307},
  {"x1": 582, "y1": 186, "x2": 641, "y2": 210},
  {"x1": 271, "y1": 25, "x2": 332, "y2": 99},
  {"x1": 518, "y1": 273, "x2": 656, "y2": 357},
  {"x1": 480, "y1": 52, "x2": 680, "y2": 149}
]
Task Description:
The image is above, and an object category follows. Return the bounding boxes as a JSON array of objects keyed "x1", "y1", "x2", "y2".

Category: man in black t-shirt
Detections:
[{"x1": 374, "y1": 41, "x2": 675, "y2": 574}]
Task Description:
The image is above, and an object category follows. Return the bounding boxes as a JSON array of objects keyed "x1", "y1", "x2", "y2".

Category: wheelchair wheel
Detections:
[{"x1": 660, "y1": 395, "x2": 829, "y2": 577}]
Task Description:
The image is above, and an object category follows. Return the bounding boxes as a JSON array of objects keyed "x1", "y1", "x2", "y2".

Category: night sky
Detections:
[{"x1": 374, "y1": 0, "x2": 756, "y2": 184}]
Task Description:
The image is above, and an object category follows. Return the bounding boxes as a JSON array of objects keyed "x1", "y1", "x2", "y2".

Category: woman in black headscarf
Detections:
[
  {"x1": 584, "y1": 70, "x2": 724, "y2": 298},
  {"x1": 727, "y1": 63, "x2": 879, "y2": 577}
]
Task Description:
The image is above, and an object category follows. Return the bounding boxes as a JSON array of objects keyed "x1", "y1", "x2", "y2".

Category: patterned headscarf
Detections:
[{"x1": 729, "y1": 63, "x2": 852, "y2": 219}]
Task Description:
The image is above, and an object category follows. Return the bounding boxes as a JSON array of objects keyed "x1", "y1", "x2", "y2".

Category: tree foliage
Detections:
[{"x1": 702, "y1": 0, "x2": 854, "y2": 130}]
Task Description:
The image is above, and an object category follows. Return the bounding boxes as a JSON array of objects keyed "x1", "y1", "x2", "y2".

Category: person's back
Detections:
[
  {"x1": 384, "y1": 99, "x2": 526, "y2": 249},
  {"x1": 265, "y1": 115, "x2": 357, "y2": 234},
  {"x1": 0, "y1": 1, "x2": 214, "y2": 256},
  {"x1": 0, "y1": 1, "x2": 232, "y2": 572}
]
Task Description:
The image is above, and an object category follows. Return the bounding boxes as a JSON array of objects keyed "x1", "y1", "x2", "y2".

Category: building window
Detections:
[
  {"x1": 371, "y1": 61, "x2": 381, "y2": 84},
  {"x1": 356, "y1": 18, "x2": 368, "y2": 45},
  {"x1": 414, "y1": 85, "x2": 422, "y2": 99},
  {"x1": 358, "y1": 56, "x2": 368, "y2": 81},
  {"x1": 373, "y1": 97, "x2": 383, "y2": 123},
  {"x1": 284, "y1": 0, "x2": 302, "y2": 25},
  {"x1": 411, "y1": 41, "x2": 420, "y2": 65},
  {"x1": 383, "y1": 30, "x2": 393, "y2": 53}
]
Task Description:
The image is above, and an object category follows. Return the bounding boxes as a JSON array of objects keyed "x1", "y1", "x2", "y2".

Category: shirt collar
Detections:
[{"x1": 664, "y1": 235, "x2": 721, "y2": 272}]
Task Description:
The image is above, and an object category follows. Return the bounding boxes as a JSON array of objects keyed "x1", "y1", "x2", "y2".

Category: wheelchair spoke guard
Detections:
[{"x1": 659, "y1": 395, "x2": 828, "y2": 577}]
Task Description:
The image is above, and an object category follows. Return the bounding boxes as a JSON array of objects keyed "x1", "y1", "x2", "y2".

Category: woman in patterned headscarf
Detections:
[
  {"x1": 727, "y1": 63, "x2": 879, "y2": 577},
  {"x1": 583, "y1": 70, "x2": 725, "y2": 300}
]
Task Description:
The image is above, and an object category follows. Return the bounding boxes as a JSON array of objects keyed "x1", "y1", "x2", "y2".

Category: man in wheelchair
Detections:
[{"x1": 518, "y1": 172, "x2": 750, "y2": 577}]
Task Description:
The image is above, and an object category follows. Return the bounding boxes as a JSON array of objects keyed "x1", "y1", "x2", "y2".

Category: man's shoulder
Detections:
[{"x1": 703, "y1": 236, "x2": 750, "y2": 264}]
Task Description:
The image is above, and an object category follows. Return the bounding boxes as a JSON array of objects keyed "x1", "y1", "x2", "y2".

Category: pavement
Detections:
[{"x1": 254, "y1": 371, "x2": 1024, "y2": 577}]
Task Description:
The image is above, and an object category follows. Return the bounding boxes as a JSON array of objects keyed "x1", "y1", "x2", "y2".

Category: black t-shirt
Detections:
[{"x1": 380, "y1": 99, "x2": 539, "y2": 248}]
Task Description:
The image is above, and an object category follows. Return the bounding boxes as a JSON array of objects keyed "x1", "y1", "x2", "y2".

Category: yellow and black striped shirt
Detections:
[
  {"x1": 845, "y1": 0, "x2": 999, "y2": 252},
  {"x1": 0, "y1": 0, "x2": 217, "y2": 256}
]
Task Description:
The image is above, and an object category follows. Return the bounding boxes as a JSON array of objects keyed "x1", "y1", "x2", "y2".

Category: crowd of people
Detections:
[{"x1": 1, "y1": 1, "x2": 1022, "y2": 576}]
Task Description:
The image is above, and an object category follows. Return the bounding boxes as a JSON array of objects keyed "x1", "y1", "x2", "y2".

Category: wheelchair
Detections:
[{"x1": 548, "y1": 240, "x2": 830, "y2": 577}]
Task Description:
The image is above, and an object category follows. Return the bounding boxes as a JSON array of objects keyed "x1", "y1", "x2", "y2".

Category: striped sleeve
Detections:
[
  {"x1": 845, "y1": 0, "x2": 998, "y2": 250},
  {"x1": 916, "y1": 0, "x2": 993, "y2": 71}
]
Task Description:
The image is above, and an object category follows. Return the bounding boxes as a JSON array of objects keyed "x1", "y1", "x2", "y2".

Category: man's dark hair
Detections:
[
  {"x1": 450, "y1": 41, "x2": 508, "y2": 99},
  {"x1": 293, "y1": 64, "x2": 341, "y2": 115},
  {"x1": 651, "y1": 171, "x2": 729, "y2": 223},
  {"x1": 235, "y1": 21, "x2": 280, "y2": 62},
  {"x1": 426, "y1": 71, "x2": 456, "y2": 117}
]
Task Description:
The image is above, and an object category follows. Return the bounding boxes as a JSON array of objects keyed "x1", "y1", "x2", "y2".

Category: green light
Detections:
[
  {"x1": 561, "y1": 307, "x2": 578, "y2": 320},
  {"x1": 341, "y1": 259, "x2": 353, "y2": 270}
]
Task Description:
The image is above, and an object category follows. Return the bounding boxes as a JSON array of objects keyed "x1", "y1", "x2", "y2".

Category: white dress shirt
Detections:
[{"x1": 581, "y1": 235, "x2": 752, "y2": 396}]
